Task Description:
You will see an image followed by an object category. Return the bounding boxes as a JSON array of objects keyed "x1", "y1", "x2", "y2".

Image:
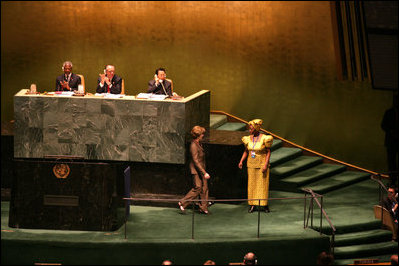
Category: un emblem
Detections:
[{"x1": 53, "y1": 163, "x2": 70, "y2": 179}]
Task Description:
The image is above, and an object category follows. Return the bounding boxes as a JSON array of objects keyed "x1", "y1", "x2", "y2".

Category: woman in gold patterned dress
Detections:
[{"x1": 238, "y1": 119, "x2": 273, "y2": 213}]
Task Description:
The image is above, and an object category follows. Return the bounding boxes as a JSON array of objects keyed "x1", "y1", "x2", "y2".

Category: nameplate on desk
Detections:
[
  {"x1": 353, "y1": 259, "x2": 379, "y2": 264},
  {"x1": 43, "y1": 195, "x2": 79, "y2": 206}
]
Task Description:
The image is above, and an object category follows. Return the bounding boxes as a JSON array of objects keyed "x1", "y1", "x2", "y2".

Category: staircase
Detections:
[
  {"x1": 210, "y1": 113, "x2": 372, "y2": 194},
  {"x1": 210, "y1": 112, "x2": 397, "y2": 264},
  {"x1": 333, "y1": 228, "x2": 397, "y2": 265}
]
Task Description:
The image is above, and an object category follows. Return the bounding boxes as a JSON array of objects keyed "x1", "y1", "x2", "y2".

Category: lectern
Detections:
[
  {"x1": 10, "y1": 90, "x2": 210, "y2": 230},
  {"x1": 8, "y1": 158, "x2": 126, "y2": 231}
]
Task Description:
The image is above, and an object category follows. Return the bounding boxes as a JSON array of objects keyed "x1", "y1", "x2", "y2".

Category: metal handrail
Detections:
[
  {"x1": 123, "y1": 195, "x2": 318, "y2": 240},
  {"x1": 371, "y1": 174, "x2": 388, "y2": 208},
  {"x1": 210, "y1": 110, "x2": 389, "y2": 179},
  {"x1": 301, "y1": 188, "x2": 336, "y2": 254},
  {"x1": 370, "y1": 174, "x2": 398, "y2": 228},
  {"x1": 371, "y1": 174, "x2": 389, "y2": 192}
]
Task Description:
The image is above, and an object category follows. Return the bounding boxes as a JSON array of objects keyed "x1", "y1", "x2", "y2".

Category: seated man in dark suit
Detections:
[
  {"x1": 55, "y1": 61, "x2": 81, "y2": 91},
  {"x1": 383, "y1": 186, "x2": 398, "y2": 225},
  {"x1": 147, "y1": 67, "x2": 173, "y2": 97},
  {"x1": 96, "y1": 64, "x2": 122, "y2": 94}
]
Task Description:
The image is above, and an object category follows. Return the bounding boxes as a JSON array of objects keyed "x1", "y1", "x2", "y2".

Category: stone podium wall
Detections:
[
  {"x1": 8, "y1": 159, "x2": 126, "y2": 231},
  {"x1": 14, "y1": 90, "x2": 210, "y2": 164}
]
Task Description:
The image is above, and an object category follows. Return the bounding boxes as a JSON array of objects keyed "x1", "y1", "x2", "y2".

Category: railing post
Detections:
[
  {"x1": 306, "y1": 200, "x2": 312, "y2": 228},
  {"x1": 378, "y1": 176, "x2": 382, "y2": 206},
  {"x1": 304, "y1": 192, "x2": 307, "y2": 229},
  {"x1": 191, "y1": 200, "x2": 195, "y2": 239},
  {"x1": 311, "y1": 196, "x2": 314, "y2": 228},
  {"x1": 320, "y1": 196, "x2": 323, "y2": 236},
  {"x1": 124, "y1": 199, "x2": 128, "y2": 239},
  {"x1": 258, "y1": 200, "x2": 260, "y2": 238}
]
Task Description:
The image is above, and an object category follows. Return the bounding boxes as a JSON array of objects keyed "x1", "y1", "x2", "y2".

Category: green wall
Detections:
[{"x1": 1, "y1": 1, "x2": 393, "y2": 172}]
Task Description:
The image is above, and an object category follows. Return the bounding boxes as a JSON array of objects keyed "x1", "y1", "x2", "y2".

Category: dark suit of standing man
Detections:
[
  {"x1": 96, "y1": 64, "x2": 122, "y2": 94},
  {"x1": 381, "y1": 95, "x2": 398, "y2": 186},
  {"x1": 55, "y1": 61, "x2": 81, "y2": 91},
  {"x1": 147, "y1": 68, "x2": 173, "y2": 97}
]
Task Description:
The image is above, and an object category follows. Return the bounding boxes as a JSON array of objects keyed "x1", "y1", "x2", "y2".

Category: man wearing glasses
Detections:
[
  {"x1": 147, "y1": 67, "x2": 173, "y2": 97},
  {"x1": 383, "y1": 186, "x2": 398, "y2": 225},
  {"x1": 96, "y1": 64, "x2": 122, "y2": 94}
]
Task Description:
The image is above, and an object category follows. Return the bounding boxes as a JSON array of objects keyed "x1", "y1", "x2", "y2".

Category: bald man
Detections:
[
  {"x1": 96, "y1": 64, "x2": 122, "y2": 94},
  {"x1": 243, "y1": 252, "x2": 257, "y2": 265}
]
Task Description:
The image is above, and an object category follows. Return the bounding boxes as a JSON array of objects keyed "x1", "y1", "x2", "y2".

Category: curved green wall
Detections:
[{"x1": 1, "y1": 1, "x2": 393, "y2": 172}]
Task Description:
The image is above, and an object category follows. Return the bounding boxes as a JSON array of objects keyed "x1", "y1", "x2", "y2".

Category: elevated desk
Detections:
[
  {"x1": 14, "y1": 89, "x2": 210, "y2": 164},
  {"x1": 10, "y1": 89, "x2": 209, "y2": 231}
]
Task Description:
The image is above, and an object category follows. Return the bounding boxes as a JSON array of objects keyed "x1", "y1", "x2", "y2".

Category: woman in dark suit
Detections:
[{"x1": 179, "y1": 126, "x2": 211, "y2": 214}]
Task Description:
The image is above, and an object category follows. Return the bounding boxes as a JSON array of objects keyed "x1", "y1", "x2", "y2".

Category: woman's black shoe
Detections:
[
  {"x1": 264, "y1": 206, "x2": 270, "y2": 213},
  {"x1": 199, "y1": 209, "x2": 209, "y2": 215},
  {"x1": 248, "y1": 206, "x2": 255, "y2": 213}
]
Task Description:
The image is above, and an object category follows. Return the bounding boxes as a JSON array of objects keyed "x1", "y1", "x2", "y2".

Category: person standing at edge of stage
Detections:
[
  {"x1": 179, "y1": 126, "x2": 211, "y2": 214},
  {"x1": 381, "y1": 94, "x2": 398, "y2": 187},
  {"x1": 238, "y1": 119, "x2": 273, "y2": 213},
  {"x1": 55, "y1": 61, "x2": 81, "y2": 91},
  {"x1": 96, "y1": 64, "x2": 122, "y2": 94}
]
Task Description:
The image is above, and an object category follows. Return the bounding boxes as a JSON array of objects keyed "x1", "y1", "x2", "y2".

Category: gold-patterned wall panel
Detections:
[{"x1": 1, "y1": 1, "x2": 392, "y2": 172}]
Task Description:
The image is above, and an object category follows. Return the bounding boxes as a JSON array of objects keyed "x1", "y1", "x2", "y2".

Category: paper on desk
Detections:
[
  {"x1": 94, "y1": 93, "x2": 124, "y2": 98},
  {"x1": 56, "y1": 91, "x2": 75, "y2": 97},
  {"x1": 136, "y1": 93, "x2": 152, "y2": 99},
  {"x1": 136, "y1": 93, "x2": 167, "y2": 100},
  {"x1": 104, "y1": 93, "x2": 124, "y2": 98}
]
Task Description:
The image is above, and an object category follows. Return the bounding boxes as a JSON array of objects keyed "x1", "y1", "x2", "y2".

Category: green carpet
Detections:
[
  {"x1": 1, "y1": 190, "x2": 331, "y2": 265},
  {"x1": 206, "y1": 113, "x2": 398, "y2": 265},
  {"x1": 2, "y1": 179, "x2": 396, "y2": 265}
]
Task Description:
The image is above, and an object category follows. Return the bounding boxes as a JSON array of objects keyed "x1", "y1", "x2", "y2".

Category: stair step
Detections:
[
  {"x1": 334, "y1": 241, "x2": 398, "y2": 259},
  {"x1": 334, "y1": 253, "x2": 394, "y2": 265},
  {"x1": 210, "y1": 114, "x2": 227, "y2": 129},
  {"x1": 270, "y1": 139, "x2": 283, "y2": 151},
  {"x1": 281, "y1": 163, "x2": 346, "y2": 186},
  {"x1": 216, "y1": 122, "x2": 247, "y2": 131},
  {"x1": 301, "y1": 170, "x2": 370, "y2": 194},
  {"x1": 270, "y1": 156, "x2": 323, "y2": 178},
  {"x1": 314, "y1": 220, "x2": 382, "y2": 235},
  {"x1": 335, "y1": 229, "x2": 393, "y2": 246},
  {"x1": 270, "y1": 147, "x2": 302, "y2": 167}
]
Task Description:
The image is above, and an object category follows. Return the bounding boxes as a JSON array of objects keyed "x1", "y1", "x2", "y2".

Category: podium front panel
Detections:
[{"x1": 14, "y1": 90, "x2": 210, "y2": 164}]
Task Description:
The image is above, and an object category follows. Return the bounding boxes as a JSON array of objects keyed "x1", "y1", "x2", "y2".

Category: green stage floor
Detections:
[{"x1": 0, "y1": 179, "x2": 389, "y2": 265}]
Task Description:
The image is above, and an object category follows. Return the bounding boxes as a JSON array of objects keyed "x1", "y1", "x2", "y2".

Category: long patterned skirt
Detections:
[{"x1": 247, "y1": 167, "x2": 269, "y2": 206}]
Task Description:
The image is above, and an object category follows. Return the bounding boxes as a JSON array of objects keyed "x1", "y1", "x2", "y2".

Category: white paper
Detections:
[{"x1": 136, "y1": 93, "x2": 167, "y2": 100}]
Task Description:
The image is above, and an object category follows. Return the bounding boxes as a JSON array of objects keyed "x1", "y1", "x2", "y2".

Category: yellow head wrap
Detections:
[{"x1": 248, "y1": 119, "x2": 263, "y2": 131}]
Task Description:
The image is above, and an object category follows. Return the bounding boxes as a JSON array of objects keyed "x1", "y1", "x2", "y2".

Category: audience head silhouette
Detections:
[
  {"x1": 391, "y1": 254, "x2": 398, "y2": 265},
  {"x1": 162, "y1": 259, "x2": 173, "y2": 265},
  {"x1": 243, "y1": 252, "x2": 257, "y2": 265},
  {"x1": 317, "y1": 251, "x2": 334, "y2": 265}
]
